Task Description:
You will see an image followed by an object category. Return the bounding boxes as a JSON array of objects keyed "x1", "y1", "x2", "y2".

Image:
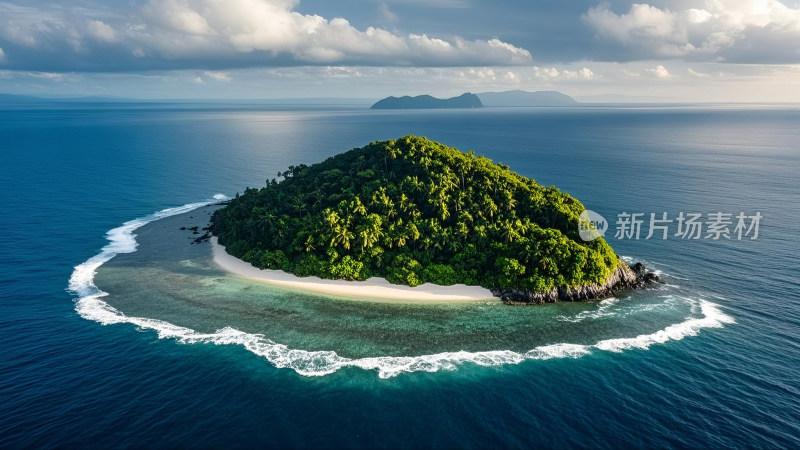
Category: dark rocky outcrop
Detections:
[
  {"x1": 491, "y1": 259, "x2": 661, "y2": 304},
  {"x1": 181, "y1": 223, "x2": 212, "y2": 245}
]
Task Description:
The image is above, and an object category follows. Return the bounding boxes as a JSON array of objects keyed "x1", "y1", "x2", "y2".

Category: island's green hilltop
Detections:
[{"x1": 212, "y1": 136, "x2": 646, "y2": 301}]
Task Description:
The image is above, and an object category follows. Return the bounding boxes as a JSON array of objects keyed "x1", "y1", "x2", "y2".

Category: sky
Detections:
[{"x1": 1, "y1": 0, "x2": 800, "y2": 101}]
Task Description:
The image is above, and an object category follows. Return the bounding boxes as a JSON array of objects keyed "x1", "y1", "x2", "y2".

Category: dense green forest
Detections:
[{"x1": 212, "y1": 136, "x2": 620, "y2": 292}]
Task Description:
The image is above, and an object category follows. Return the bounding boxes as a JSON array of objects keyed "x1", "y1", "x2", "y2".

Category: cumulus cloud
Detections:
[
  {"x1": 0, "y1": 0, "x2": 532, "y2": 71},
  {"x1": 324, "y1": 66, "x2": 363, "y2": 78},
  {"x1": 562, "y1": 67, "x2": 595, "y2": 80},
  {"x1": 458, "y1": 68, "x2": 497, "y2": 81},
  {"x1": 204, "y1": 71, "x2": 230, "y2": 81},
  {"x1": 533, "y1": 66, "x2": 560, "y2": 78},
  {"x1": 532, "y1": 65, "x2": 594, "y2": 81},
  {"x1": 87, "y1": 20, "x2": 116, "y2": 43},
  {"x1": 645, "y1": 64, "x2": 672, "y2": 78},
  {"x1": 583, "y1": 0, "x2": 800, "y2": 63}
]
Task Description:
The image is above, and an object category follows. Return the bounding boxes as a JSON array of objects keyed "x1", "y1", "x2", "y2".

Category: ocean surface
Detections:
[{"x1": 1, "y1": 102, "x2": 799, "y2": 449}]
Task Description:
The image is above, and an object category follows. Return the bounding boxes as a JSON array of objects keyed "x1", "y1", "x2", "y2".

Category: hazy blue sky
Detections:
[{"x1": 1, "y1": 0, "x2": 799, "y2": 101}]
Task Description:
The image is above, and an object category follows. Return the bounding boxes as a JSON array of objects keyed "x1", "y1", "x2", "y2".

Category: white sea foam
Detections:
[
  {"x1": 595, "y1": 301, "x2": 735, "y2": 352},
  {"x1": 557, "y1": 297, "x2": 620, "y2": 323},
  {"x1": 619, "y1": 298, "x2": 674, "y2": 317},
  {"x1": 68, "y1": 197, "x2": 227, "y2": 301},
  {"x1": 68, "y1": 199, "x2": 736, "y2": 378}
]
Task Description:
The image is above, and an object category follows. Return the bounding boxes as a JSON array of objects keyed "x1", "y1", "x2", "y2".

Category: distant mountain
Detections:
[
  {"x1": 371, "y1": 93, "x2": 483, "y2": 110},
  {"x1": 477, "y1": 90, "x2": 578, "y2": 107}
]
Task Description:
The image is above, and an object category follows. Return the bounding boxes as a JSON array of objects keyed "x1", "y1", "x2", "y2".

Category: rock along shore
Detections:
[{"x1": 491, "y1": 259, "x2": 662, "y2": 304}]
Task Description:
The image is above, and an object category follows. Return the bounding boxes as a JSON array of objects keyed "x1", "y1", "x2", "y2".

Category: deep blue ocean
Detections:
[{"x1": 1, "y1": 102, "x2": 799, "y2": 449}]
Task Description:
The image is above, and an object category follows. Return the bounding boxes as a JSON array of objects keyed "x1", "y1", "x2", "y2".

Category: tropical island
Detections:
[
  {"x1": 211, "y1": 136, "x2": 657, "y2": 303},
  {"x1": 369, "y1": 90, "x2": 580, "y2": 110},
  {"x1": 371, "y1": 93, "x2": 482, "y2": 109}
]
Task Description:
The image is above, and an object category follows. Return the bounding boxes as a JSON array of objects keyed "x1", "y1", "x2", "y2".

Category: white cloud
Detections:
[
  {"x1": 583, "y1": 3, "x2": 692, "y2": 57},
  {"x1": 561, "y1": 67, "x2": 595, "y2": 80},
  {"x1": 533, "y1": 66, "x2": 560, "y2": 79},
  {"x1": 687, "y1": 67, "x2": 711, "y2": 77},
  {"x1": 204, "y1": 71, "x2": 230, "y2": 81},
  {"x1": 686, "y1": 8, "x2": 712, "y2": 25},
  {"x1": 191, "y1": 76, "x2": 204, "y2": 84},
  {"x1": 27, "y1": 71, "x2": 64, "y2": 80},
  {"x1": 143, "y1": 0, "x2": 214, "y2": 36},
  {"x1": 458, "y1": 68, "x2": 496, "y2": 80},
  {"x1": 0, "y1": 47, "x2": 4, "y2": 61},
  {"x1": 0, "y1": 0, "x2": 532, "y2": 70},
  {"x1": 87, "y1": 20, "x2": 116, "y2": 43},
  {"x1": 645, "y1": 64, "x2": 672, "y2": 78},
  {"x1": 583, "y1": 0, "x2": 800, "y2": 62},
  {"x1": 590, "y1": 3, "x2": 680, "y2": 41},
  {"x1": 324, "y1": 66, "x2": 363, "y2": 78},
  {"x1": 134, "y1": 0, "x2": 532, "y2": 65}
]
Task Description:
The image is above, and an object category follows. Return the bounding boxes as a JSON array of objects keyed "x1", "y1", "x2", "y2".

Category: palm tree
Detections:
[
  {"x1": 473, "y1": 224, "x2": 487, "y2": 241},
  {"x1": 406, "y1": 222, "x2": 421, "y2": 251},
  {"x1": 504, "y1": 191, "x2": 517, "y2": 211},
  {"x1": 350, "y1": 197, "x2": 367, "y2": 216},
  {"x1": 399, "y1": 193, "x2": 411, "y2": 212},
  {"x1": 448, "y1": 239, "x2": 462, "y2": 253},
  {"x1": 500, "y1": 221, "x2": 521, "y2": 243},
  {"x1": 438, "y1": 198, "x2": 450, "y2": 221},
  {"x1": 456, "y1": 221, "x2": 469, "y2": 241},
  {"x1": 484, "y1": 195, "x2": 499, "y2": 219},
  {"x1": 304, "y1": 235, "x2": 316, "y2": 252},
  {"x1": 330, "y1": 219, "x2": 353, "y2": 250},
  {"x1": 356, "y1": 214, "x2": 384, "y2": 253},
  {"x1": 324, "y1": 209, "x2": 340, "y2": 227}
]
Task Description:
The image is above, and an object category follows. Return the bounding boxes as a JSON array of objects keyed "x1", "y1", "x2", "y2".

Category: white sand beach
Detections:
[{"x1": 210, "y1": 237, "x2": 496, "y2": 302}]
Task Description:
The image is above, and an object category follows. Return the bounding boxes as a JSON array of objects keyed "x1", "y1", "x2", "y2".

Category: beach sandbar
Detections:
[{"x1": 211, "y1": 237, "x2": 496, "y2": 302}]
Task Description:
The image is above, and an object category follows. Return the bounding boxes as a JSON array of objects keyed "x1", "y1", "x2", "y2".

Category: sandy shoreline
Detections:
[{"x1": 210, "y1": 237, "x2": 496, "y2": 302}]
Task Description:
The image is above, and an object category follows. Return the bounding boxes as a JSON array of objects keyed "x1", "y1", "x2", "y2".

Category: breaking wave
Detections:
[{"x1": 68, "y1": 198, "x2": 735, "y2": 379}]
